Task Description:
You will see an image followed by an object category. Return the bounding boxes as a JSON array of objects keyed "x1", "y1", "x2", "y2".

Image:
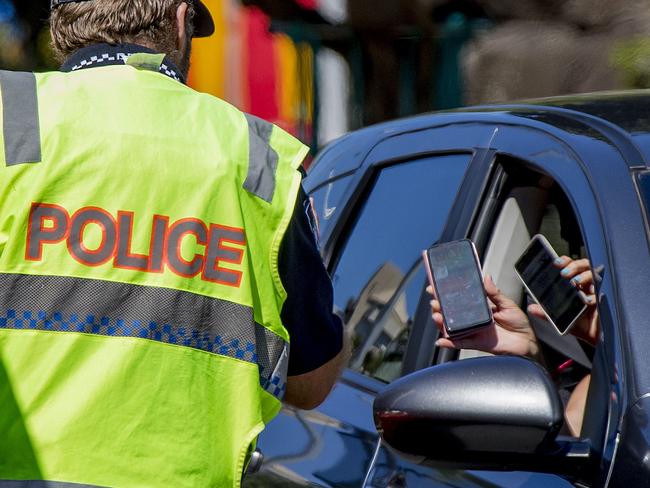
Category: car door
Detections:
[
  {"x1": 474, "y1": 121, "x2": 631, "y2": 487},
  {"x1": 361, "y1": 126, "x2": 588, "y2": 487},
  {"x1": 369, "y1": 117, "x2": 631, "y2": 487},
  {"x1": 245, "y1": 123, "x2": 501, "y2": 487}
]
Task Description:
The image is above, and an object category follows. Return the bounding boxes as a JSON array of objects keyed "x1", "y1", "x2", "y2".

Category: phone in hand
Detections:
[
  {"x1": 514, "y1": 234, "x2": 588, "y2": 335},
  {"x1": 422, "y1": 239, "x2": 493, "y2": 338}
]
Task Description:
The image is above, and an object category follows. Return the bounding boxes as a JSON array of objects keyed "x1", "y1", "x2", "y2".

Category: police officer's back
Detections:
[{"x1": 0, "y1": 1, "x2": 346, "y2": 486}]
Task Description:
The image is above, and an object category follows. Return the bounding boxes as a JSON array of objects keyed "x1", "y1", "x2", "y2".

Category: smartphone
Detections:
[
  {"x1": 422, "y1": 239, "x2": 493, "y2": 338},
  {"x1": 514, "y1": 234, "x2": 588, "y2": 335}
]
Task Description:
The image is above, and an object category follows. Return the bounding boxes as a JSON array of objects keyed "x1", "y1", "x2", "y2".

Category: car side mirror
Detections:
[{"x1": 374, "y1": 356, "x2": 590, "y2": 477}]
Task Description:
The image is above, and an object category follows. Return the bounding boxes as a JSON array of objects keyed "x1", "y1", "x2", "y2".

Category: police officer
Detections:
[{"x1": 0, "y1": 1, "x2": 346, "y2": 486}]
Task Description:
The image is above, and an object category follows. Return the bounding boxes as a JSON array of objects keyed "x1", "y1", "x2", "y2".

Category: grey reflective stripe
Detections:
[
  {"x1": 0, "y1": 272, "x2": 288, "y2": 399},
  {"x1": 244, "y1": 114, "x2": 279, "y2": 203},
  {"x1": 0, "y1": 481, "x2": 105, "y2": 488},
  {"x1": 0, "y1": 71, "x2": 41, "y2": 165}
]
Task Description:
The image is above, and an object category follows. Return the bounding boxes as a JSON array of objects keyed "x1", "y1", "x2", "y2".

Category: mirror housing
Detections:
[{"x1": 374, "y1": 356, "x2": 590, "y2": 475}]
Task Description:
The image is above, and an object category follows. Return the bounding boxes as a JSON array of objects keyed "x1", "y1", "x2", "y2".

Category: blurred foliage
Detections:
[
  {"x1": 611, "y1": 38, "x2": 650, "y2": 89},
  {"x1": 0, "y1": 0, "x2": 57, "y2": 71}
]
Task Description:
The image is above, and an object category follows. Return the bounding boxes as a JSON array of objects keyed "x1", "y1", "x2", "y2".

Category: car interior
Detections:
[{"x1": 464, "y1": 155, "x2": 595, "y2": 435}]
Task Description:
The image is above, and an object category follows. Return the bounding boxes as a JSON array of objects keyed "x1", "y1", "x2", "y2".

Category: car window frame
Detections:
[
  {"x1": 316, "y1": 125, "x2": 508, "y2": 487},
  {"x1": 327, "y1": 151, "x2": 473, "y2": 384},
  {"x1": 315, "y1": 123, "x2": 503, "y2": 269},
  {"x1": 326, "y1": 150, "x2": 473, "y2": 273},
  {"x1": 313, "y1": 123, "x2": 503, "y2": 392}
]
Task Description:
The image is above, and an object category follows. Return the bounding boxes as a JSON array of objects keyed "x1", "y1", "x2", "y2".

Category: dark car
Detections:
[{"x1": 243, "y1": 91, "x2": 650, "y2": 488}]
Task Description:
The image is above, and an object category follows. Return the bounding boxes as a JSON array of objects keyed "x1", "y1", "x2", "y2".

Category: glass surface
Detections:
[
  {"x1": 331, "y1": 154, "x2": 470, "y2": 381},
  {"x1": 309, "y1": 175, "x2": 352, "y2": 244},
  {"x1": 427, "y1": 240, "x2": 491, "y2": 335}
]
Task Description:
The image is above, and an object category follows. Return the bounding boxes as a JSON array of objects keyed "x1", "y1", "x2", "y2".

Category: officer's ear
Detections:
[{"x1": 175, "y1": 2, "x2": 189, "y2": 50}]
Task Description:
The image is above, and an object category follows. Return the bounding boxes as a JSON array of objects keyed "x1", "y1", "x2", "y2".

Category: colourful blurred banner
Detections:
[{"x1": 188, "y1": 0, "x2": 314, "y2": 143}]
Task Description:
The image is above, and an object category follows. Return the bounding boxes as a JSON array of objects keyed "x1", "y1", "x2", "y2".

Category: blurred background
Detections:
[{"x1": 2, "y1": 0, "x2": 650, "y2": 153}]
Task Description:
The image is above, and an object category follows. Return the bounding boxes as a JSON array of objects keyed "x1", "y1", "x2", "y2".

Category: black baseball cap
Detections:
[{"x1": 50, "y1": 0, "x2": 215, "y2": 38}]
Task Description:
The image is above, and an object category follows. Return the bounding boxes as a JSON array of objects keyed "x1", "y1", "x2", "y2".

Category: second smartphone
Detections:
[
  {"x1": 423, "y1": 239, "x2": 493, "y2": 338},
  {"x1": 514, "y1": 234, "x2": 588, "y2": 335}
]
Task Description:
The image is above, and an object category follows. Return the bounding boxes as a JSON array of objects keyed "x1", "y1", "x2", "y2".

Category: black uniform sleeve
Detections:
[{"x1": 279, "y1": 184, "x2": 344, "y2": 376}]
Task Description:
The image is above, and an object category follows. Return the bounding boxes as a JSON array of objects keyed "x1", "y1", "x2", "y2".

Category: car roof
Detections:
[
  {"x1": 500, "y1": 90, "x2": 650, "y2": 135},
  {"x1": 307, "y1": 90, "x2": 650, "y2": 189}
]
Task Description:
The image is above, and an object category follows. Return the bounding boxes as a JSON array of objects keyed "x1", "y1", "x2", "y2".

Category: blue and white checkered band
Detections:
[
  {"x1": 59, "y1": 44, "x2": 186, "y2": 83},
  {"x1": 69, "y1": 52, "x2": 181, "y2": 82},
  {"x1": 0, "y1": 273, "x2": 289, "y2": 400}
]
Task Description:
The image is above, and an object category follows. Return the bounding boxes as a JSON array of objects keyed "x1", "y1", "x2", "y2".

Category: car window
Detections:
[
  {"x1": 331, "y1": 154, "x2": 470, "y2": 382},
  {"x1": 469, "y1": 159, "x2": 594, "y2": 432},
  {"x1": 309, "y1": 174, "x2": 352, "y2": 245}
]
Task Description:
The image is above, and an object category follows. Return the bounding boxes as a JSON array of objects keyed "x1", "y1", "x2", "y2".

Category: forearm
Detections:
[
  {"x1": 565, "y1": 374, "x2": 591, "y2": 437},
  {"x1": 284, "y1": 330, "x2": 350, "y2": 410}
]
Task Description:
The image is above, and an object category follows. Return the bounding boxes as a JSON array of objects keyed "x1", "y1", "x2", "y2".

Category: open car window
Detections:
[{"x1": 457, "y1": 157, "x2": 596, "y2": 435}]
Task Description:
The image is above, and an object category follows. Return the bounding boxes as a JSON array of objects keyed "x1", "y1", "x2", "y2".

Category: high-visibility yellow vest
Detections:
[{"x1": 0, "y1": 55, "x2": 307, "y2": 488}]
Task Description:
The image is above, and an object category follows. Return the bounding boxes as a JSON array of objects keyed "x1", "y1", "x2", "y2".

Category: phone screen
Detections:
[
  {"x1": 515, "y1": 237, "x2": 586, "y2": 334},
  {"x1": 427, "y1": 240, "x2": 491, "y2": 335}
]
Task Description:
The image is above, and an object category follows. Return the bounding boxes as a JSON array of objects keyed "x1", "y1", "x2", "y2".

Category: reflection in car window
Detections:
[{"x1": 332, "y1": 154, "x2": 470, "y2": 382}]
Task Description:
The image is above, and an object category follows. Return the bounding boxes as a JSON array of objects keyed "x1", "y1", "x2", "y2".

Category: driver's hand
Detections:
[
  {"x1": 428, "y1": 275, "x2": 541, "y2": 360},
  {"x1": 527, "y1": 256, "x2": 599, "y2": 346}
]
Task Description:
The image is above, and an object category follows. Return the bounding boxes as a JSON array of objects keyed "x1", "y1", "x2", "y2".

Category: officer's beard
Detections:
[
  {"x1": 169, "y1": 19, "x2": 193, "y2": 81},
  {"x1": 176, "y1": 37, "x2": 192, "y2": 81}
]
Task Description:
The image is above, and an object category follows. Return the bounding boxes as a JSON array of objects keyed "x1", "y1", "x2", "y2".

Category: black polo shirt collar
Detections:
[{"x1": 60, "y1": 43, "x2": 185, "y2": 84}]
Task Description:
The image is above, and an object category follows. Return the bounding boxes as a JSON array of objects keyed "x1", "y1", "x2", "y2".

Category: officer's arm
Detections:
[
  {"x1": 278, "y1": 185, "x2": 348, "y2": 410},
  {"x1": 284, "y1": 332, "x2": 350, "y2": 410}
]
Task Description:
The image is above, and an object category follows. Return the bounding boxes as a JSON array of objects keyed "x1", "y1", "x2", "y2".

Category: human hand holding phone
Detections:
[
  {"x1": 527, "y1": 256, "x2": 599, "y2": 346},
  {"x1": 428, "y1": 275, "x2": 541, "y2": 360}
]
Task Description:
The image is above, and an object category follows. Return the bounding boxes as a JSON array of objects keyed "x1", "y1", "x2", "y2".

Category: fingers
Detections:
[
  {"x1": 556, "y1": 257, "x2": 590, "y2": 278},
  {"x1": 556, "y1": 256, "x2": 597, "y2": 301},
  {"x1": 569, "y1": 270, "x2": 593, "y2": 287},
  {"x1": 428, "y1": 285, "x2": 443, "y2": 330},
  {"x1": 483, "y1": 274, "x2": 498, "y2": 295},
  {"x1": 435, "y1": 337, "x2": 460, "y2": 349},
  {"x1": 429, "y1": 297, "x2": 445, "y2": 334},
  {"x1": 559, "y1": 258, "x2": 590, "y2": 277},
  {"x1": 483, "y1": 275, "x2": 518, "y2": 310},
  {"x1": 570, "y1": 271, "x2": 594, "y2": 302},
  {"x1": 426, "y1": 285, "x2": 437, "y2": 300},
  {"x1": 436, "y1": 336, "x2": 478, "y2": 350},
  {"x1": 527, "y1": 303, "x2": 547, "y2": 320},
  {"x1": 572, "y1": 258, "x2": 591, "y2": 273}
]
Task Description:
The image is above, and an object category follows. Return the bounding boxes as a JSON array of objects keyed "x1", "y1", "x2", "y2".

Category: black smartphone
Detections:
[
  {"x1": 514, "y1": 234, "x2": 588, "y2": 335},
  {"x1": 422, "y1": 239, "x2": 493, "y2": 338}
]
